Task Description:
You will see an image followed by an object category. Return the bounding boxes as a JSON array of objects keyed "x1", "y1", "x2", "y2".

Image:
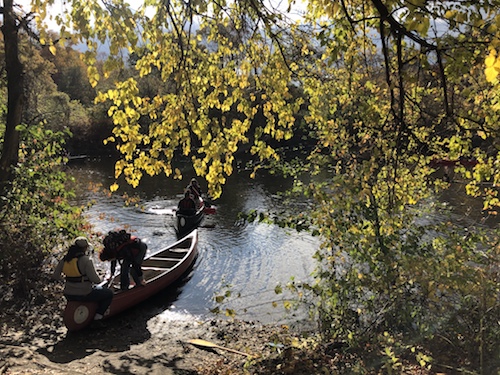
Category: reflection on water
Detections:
[
  {"x1": 66, "y1": 158, "x2": 496, "y2": 330},
  {"x1": 439, "y1": 181, "x2": 499, "y2": 228},
  {"x1": 66, "y1": 158, "x2": 319, "y2": 327}
]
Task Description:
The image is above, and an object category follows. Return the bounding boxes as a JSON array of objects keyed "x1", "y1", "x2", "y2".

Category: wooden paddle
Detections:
[{"x1": 188, "y1": 339, "x2": 256, "y2": 358}]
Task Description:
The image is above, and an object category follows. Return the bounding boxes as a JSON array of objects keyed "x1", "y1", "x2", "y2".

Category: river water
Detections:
[
  {"x1": 65, "y1": 157, "x2": 494, "y2": 331},
  {"x1": 66, "y1": 158, "x2": 320, "y2": 327}
]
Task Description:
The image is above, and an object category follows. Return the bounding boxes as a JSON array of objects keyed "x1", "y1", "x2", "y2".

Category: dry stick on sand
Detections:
[{"x1": 188, "y1": 339, "x2": 257, "y2": 358}]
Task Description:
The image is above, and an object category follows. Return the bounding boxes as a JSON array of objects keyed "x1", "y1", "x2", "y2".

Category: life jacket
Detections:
[
  {"x1": 179, "y1": 197, "x2": 196, "y2": 210},
  {"x1": 115, "y1": 237, "x2": 140, "y2": 259},
  {"x1": 187, "y1": 184, "x2": 201, "y2": 199},
  {"x1": 62, "y1": 256, "x2": 88, "y2": 282}
]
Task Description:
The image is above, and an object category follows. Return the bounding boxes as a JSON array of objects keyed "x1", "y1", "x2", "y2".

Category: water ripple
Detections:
[{"x1": 70, "y1": 162, "x2": 319, "y2": 325}]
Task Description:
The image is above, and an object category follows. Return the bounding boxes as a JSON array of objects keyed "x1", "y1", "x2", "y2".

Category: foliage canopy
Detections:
[
  {"x1": 16, "y1": 0, "x2": 500, "y2": 372},
  {"x1": 27, "y1": 1, "x2": 500, "y2": 199}
]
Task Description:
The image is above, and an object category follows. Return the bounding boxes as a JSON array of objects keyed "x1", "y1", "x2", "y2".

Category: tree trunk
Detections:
[{"x1": 0, "y1": 0, "x2": 24, "y2": 188}]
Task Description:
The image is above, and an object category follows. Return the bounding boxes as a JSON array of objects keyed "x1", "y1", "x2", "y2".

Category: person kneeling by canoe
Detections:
[
  {"x1": 99, "y1": 230, "x2": 147, "y2": 290},
  {"x1": 53, "y1": 237, "x2": 113, "y2": 321}
]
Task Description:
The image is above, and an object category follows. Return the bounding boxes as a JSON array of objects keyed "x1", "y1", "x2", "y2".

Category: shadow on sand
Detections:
[{"x1": 37, "y1": 268, "x2": 196, "y2": 367}]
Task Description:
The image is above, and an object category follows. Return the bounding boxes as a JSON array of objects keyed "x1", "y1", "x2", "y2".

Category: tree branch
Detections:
[{"x1": 370, "y1": 0, "x2": 437, "y2": 51}]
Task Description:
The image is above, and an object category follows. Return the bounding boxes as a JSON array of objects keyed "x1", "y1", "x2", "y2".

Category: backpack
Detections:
[{"x1": 104, "y1": 229, "x2": 131, "y2": 250}]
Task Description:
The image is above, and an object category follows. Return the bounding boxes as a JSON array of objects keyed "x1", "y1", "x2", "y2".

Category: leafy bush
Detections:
[
  {"x1": 0, "y1": 124, "x2": 88, "y2": 300},
  {"x1": 288, "y1": 176, "x2": 500, "y2": 374}
]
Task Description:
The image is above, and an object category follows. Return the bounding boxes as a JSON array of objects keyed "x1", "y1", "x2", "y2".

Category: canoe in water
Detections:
[
  {"x1": 175, "y1": 197, "x2": 205, "y2": 238},
  {"x1": 63, "y1": 229, "x2": 198, "y2": 331}
]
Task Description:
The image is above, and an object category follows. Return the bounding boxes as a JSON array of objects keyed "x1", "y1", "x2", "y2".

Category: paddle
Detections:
[
  {"x1": 106, "y1": 274, "x2": 117, "y2": 288},
  {"x1": 188, "y1": 339, "x2": 256, "y2": 358},
  {"x1": 172, "y1": 203, "x2": 216, "y2": 214}
]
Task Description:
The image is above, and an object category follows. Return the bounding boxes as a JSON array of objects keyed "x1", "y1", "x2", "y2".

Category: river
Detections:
[
  {"x1": 66, "y1": 157, "x2": 320, "y2": 328},
  {"x1": 65, "y1": 156, "x2": 495, "y2": 332}
]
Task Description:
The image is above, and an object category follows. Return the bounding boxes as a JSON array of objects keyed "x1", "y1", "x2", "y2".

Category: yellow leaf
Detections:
[
  {"x1": 49, "y1": 45, "x2": 57, "y2": 55},
  {"x1": 444, "y1": 10, "x2": 455, "y2": 20},
  {"x1": 110, "y1": 183, "x2": 119, "y2": 192},
  {"x1": 485, "y1": 51, "x2": 496, "y2": 67},
  {"x1": 291, "y1": 338, "x2": 300, "y2": 347},
  {"x1": 174, "y1": 168, "x2": 182, "y2": 179},
  {"x1": 485, "y1": 66, "x2": 499, "y2": 83},
  {"x1": 456, "y1": 12, "x2": 467, "y2": 23}
]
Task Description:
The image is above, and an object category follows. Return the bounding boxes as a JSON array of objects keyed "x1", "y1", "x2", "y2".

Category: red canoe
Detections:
[{"x1": 63, "y1": 229, "x2": 199, "y2": 331}]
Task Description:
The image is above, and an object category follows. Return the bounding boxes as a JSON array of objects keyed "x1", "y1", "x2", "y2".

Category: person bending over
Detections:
[{"x1": 100, "y1": 230, "x2": 147, "y2": 291}]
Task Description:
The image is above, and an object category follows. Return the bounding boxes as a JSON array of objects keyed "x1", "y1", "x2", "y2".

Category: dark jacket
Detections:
[
  {"x1": 178, "y1": 195, "x2": 196, "y2": 214},
  {"x1": 102, "y1": 237, "x2": 145, "y2": 277}
]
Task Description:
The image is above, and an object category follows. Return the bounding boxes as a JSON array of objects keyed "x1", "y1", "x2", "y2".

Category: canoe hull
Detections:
[
  {"x1": 175, "y1": 199, "x2": 205, "y2": 237},
  {"x1": 63, "y1": 301, "x2": 97, "y2": 331},
  {"x1": 63, "y1": 230, "x2": 198, "y2": 331}
]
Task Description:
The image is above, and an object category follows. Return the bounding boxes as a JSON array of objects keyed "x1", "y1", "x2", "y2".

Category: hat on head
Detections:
[{"x1": 74, "y1": 236, "x2": 93, "y2": 251}]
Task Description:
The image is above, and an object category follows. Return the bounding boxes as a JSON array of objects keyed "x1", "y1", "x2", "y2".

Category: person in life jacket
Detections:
[
  {"x1": 177, "y1": 190, "x2": 197, "y2": 215},
  {"x1": 187, "y1": 177, "x2": 212, "y2": 208},
  {"x1": 187, "y1": 178, "x2": 202, "y2": 200},
  {"x1": 99, "y1": 231, "x2": 147, "y2": 291},
  {"x1": 53, "y1": 236, "x2": 113, "y2": 321}
]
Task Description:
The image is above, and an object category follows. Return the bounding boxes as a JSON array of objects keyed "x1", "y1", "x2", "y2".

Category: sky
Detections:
[{"x1": 10, "y1": 0, "x2": 307, "y2": 32}]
